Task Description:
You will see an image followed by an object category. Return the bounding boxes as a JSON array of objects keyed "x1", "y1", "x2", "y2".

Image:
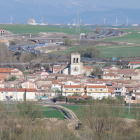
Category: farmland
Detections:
[
  {"x1": 5, "y1": 104, "x2": 65, "y2": 120},
  {"x1": 52, "y1": 45, "x2": 140, "y2": 58},
  {"x1": 0, "y1": 24, "x2": 91, "y2": 34},
  {"x1": 104, "y1": 29, "x2": 140, "y2": 44},
  {"x1": 62, "y1": 105, "x2": 137, "y2": 120}
]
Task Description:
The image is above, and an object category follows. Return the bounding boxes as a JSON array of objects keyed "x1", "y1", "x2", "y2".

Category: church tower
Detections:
[{"x1": 70, "y1": 52, "x2": 81, "y2": 75}]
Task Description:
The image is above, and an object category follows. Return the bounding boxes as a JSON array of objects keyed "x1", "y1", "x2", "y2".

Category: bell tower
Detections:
[{"x1": 70, "y1": 52, "x2": 81, "y2": 75}]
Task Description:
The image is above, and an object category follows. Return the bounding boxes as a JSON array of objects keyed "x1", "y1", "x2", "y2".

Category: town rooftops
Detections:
[
  {"x1": 129, "y1": 62, "x2": 140, "y2": 64},
  {"x1": 0, "y1": 88, "x2": 36, "y2": 92},
  {"x1": 103, "y1": 73, "x2": 118, "y2": 77},
  {"x1": 118, "y1": 69, "x2": 137, "y2": 75},
  {"x1": 0, "y1": 68, "x2": 15, "y2": 73},
  {"x1": 52, "y1": 80, "x2": 59, "y2": 84},
  {"x1": 102, "y1": 66, "x2": 114, "y2": 70},
  {"x1": 83, "y1": 66, "x2": 91, "y2": 70},
  {"x1": 53, "y1": 65, "x2": 63, "y2": 69},
  {"x1": 86, "y1": 85, "x2": 107, "y2": 88}
]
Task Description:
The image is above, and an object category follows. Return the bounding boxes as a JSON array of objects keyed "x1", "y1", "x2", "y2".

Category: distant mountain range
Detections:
[{"x1": 0, "y1": 0, "x2": 140, "y2": 24}]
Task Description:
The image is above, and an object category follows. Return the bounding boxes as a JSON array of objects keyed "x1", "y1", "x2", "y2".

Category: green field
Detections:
[
  {"x1": 5, "y1": 104, "x2": 64, "y2": 119},
  {"x1": 0, "y1": 24, "x2": 91, "y2": 34},
  {"x1": 97, "y1": 45, "x2": 140, "y2": 58},
  {"x1": 104, "y1": 29, "x2": 140, "y2": 44},
  {"x1": 62, "y1": 105, "x2": 137, "y2": 119},
  {"x1": 52, "y1": 45, "x2": 140, "y2": 58}
]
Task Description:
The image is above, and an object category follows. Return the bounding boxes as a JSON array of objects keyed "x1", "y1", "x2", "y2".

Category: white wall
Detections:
[{"x1": 87, "y1": 92, "x2": 108, "y2": 100}]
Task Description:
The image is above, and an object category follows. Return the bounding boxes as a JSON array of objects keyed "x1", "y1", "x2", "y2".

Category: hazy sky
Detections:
[
  {"x1": 11, "y1": 0, "x2": 140, "y2": 9},
  {"x1": 41, "y1": 0, "x2": 140, "y2": 9}
]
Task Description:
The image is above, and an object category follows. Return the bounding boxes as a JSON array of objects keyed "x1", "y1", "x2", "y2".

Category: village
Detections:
[{"x1": 0, "y1": 52, "x2": 139, "y2": 104}]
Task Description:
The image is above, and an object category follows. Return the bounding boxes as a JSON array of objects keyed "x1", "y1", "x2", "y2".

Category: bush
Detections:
[
  {"x1": 10, "y1": 40, "x2": 16, "y2": 45},
  {"x1": 63, "y1": 38, "x2": 73, "y2": 46},
  {"x1": 7, "y1": 77, "x2": 16, "y2": 81}
]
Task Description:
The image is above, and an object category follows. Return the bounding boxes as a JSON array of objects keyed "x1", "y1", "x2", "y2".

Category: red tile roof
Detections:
[
  {"x1": 86, "y1": 85, "x2": 107, "y2": 88},
  {"x1": 103, "y1": 73, "x2": 118, "y2": 77},
  {"x1": 61, "y1": 85, "x2": 84, "y2": 88},
  {"x1": 0, "y1": 68, "x2": 15, "y2": 73},
  {"x1": 129, "y1": 62, "x2": 140, "y2": 64},
  {"x1": 52, "y1": 80, "x2": 59, "y2": 84},
  {"x1": 83, "y1": 66, "x2": 91, "y2": 70},
  {"x1": 82, "y1": 94, "x2": 88, "y2": 99},
  {"x1": 67, "y1": 96, "x2": 79, "y2": 99},
  {"x1": 0, "y1": 88, "x2": 36, "y2": 92}
]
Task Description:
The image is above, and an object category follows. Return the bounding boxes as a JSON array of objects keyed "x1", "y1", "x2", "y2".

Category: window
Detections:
[
  {"x1": 90, "y1": 89, "x2": 92, "y2": 91},
  {"x1": 73, "y1": 58, "x2": 75, "y2": 63},
  {"x1": 100, "y1": 89, "x2": 102, "y2": 91},
  {"x1": 76, "y1": 58, "x2": 78, "y2": 63},
  {"x1": 76, "y1": 89, "x2": 78, "y2": 91}
]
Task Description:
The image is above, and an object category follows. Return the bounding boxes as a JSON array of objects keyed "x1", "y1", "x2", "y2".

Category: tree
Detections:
[
  {"x1": 55, "y1": 89, "x2": 61, "y2": 93},
  {"x1": 83, "y1": 47, "x2": 101, "y2": 58},
  {"x1": 104, "y1": 63, "x2": 112, "y2": 67},
  {"x1": 63, "y1": 38, "x2": 73, "y2": 46},
  {"x1": 78, "y1": 101, "x2": 128, "y2": 140},
  {"x1": 17, "y1": 101, "x2": 43, "y2": 121},
  {"x1": 10, "y1": 40, "x2": 16, "y2": 45},
  {"x1": 96, "y1": 25, "x2": 101, "y2": 34}
]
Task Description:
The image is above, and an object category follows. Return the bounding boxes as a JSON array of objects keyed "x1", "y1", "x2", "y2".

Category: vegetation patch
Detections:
[
  {"x1": 104, "y1": 29, "x2": 140, "y2": 44},
  {"x1": 0, "y1": 24, "x2": 91, "y2": 34}
]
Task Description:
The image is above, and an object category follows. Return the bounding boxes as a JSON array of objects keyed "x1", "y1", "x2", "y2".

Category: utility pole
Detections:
[
  {"x1": 103, "y1": 18, "x2": 107, "y2": 25},
  {"x1": 128, "y1": 92, "x2": 131, "y2": 114},
  {"x1": 76, "y1": 11, "x2": 80, "y2": 33}
]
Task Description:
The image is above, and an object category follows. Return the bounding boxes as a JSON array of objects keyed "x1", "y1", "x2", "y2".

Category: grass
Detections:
[
  {"x1": 52, "y1": 45, "x2": 140, "y2": 58},
  {"x1": 62, "y1": 105, "x2": 81, "y2": 115},
  {"x1": 62, "y1": 104, "x2": 137, "y2": 120},
  {"x1": 0, "y1": 24, "x2": 91, "y2": 34},
  {"x1": 42, "y1": 110, "x2": 64, "y2": 120},
  {"x1": 97, "y1": 45, "x2": 140, "y2": 58},
  {"x1": 4, "y1": 104, "x2": 65, "y2": 119},
  {"x1": 104, "y1": 29, "x2": 140, "y2": 44}
]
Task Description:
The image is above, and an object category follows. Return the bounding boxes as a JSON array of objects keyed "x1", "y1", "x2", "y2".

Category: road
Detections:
[{"x1": 88, "y1": 30, "x2": 120, "y2": 40}]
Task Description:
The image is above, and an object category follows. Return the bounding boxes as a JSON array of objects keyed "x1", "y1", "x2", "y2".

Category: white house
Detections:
[
  {"x1": 61, "y1": 85, "x2": 85, "y2": 96},
  {"x1": 0, "y1": 88, "x2": 36, "y2": 101},
  {"x1": 52, "y1": 80, "x2": 61, "y2": 90},
  {"x1": 128, "y1": 62, "x2": 140, "y2": 69},
  {"x1": 102, "y1": 73, "x2": 120, "y2": 80},
  {"x1": 112, "y1": 86, "x2": 126, "y2": 96},
  {"x1": 86, "y1": 85, "x2": 108, "y2": 100}
]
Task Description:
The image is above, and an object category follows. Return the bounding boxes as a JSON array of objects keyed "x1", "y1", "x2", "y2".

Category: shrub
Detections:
[
  {"x1": 10, "y1": 40, "x2": 16, "y2": 45},
  {"x1": 63, "y1": 38, "x2": 73, "y2": 46}
]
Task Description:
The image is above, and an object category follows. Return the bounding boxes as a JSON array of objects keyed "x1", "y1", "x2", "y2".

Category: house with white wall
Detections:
[
  {"x1": 61, "y1": 85, "x2": 85, "y2": 96},
  {"x1": 86, "y1": 85, "x2": 108, "y2": 99},
  {"x1": 0, "y1": 88, "x2": 36, "y2": 101}
]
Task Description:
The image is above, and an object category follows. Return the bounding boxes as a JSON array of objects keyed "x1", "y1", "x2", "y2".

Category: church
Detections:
[{"x1": 52, "y1": 52, "x2": 91, "y2": 76}]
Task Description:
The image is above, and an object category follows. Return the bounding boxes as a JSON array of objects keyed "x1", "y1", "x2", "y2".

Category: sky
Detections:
[
  {"x1": 14, "y1": 0, "x2": 140, "y2": 9},
  {"x1": 37, "y1": 0, "x2": 140, "y2": 9},
  {"x1": 0, "y1": 0, "x2": 140, "y2": 24}
]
